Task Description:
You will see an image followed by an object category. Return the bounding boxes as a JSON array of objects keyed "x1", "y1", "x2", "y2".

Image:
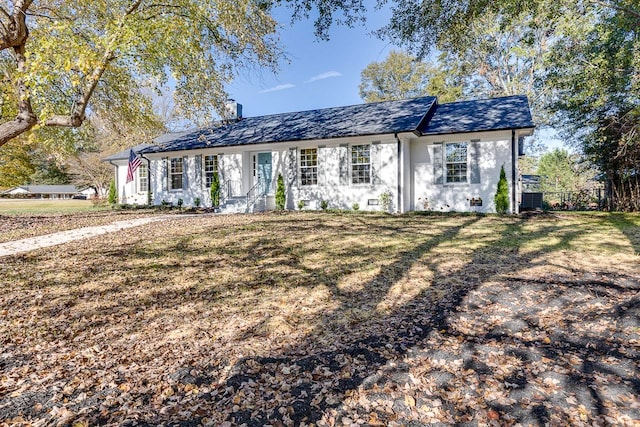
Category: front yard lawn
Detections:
[{"x1": 1, "y1": 212, "x2": 638, "y2": 426}]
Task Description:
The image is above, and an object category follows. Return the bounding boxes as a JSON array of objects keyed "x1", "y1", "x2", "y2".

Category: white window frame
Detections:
[
  {"x1": 445, "y1": 142, "x2": 468, "y2": 184},
  {"x1": 351, "y1": 144, "x2": 371, "y2": 185},
  {"x1": 170, "y1": 157, "x2": 183, "y2": 190},
  {"x1": 137, "y1": 163, "x2": 148, "y2": 193},
  {"x1": 204, "y1": 155, "x2": 218, "y2": 188},
  {"x1": 299, "y1": 148, "x2": 318, "y2": 186}
]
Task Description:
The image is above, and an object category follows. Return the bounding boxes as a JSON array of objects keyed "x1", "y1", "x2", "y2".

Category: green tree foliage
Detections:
[
  {"x1": 494, "y1": 166, "x2": 509, "y2": 214},
  {"x1": 210, "y1": 172, "x2": 220, "y2": 208},
  {"x1": 359, "y1": 50, "x2": 462, "y2": 103},
  {"x1": 545, "y1": 5, "x2": 640, "y2": 210},
  {"x1": 0, "y1": 139, "x2": 35, "y2": 188},
  {"x1": 536, "y1": 149, "x2": 594, "y2": 194},
  {"x1": 275, "y1": 173, "x2": 286, "y2": 210},
  {"x1": 108, "y1": 179, "x2": 117, "y2": 205}
]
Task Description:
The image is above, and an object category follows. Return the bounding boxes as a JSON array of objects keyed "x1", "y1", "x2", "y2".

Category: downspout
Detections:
[
  {"x1": 108, "y1": 160, "x2": 118, "y2": 201},
  {"x1": 395, "y1": 133, "x2": 401, "y2": 213},
  {"x1": 139, "y1": 152, "x2": 152, "y2": 206},
  {"x1": 511, "y1": 129, "x2": 517, "y2": 214}
]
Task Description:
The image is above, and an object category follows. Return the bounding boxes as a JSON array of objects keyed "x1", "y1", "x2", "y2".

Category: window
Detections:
[
  {"x1": 204, "y1": 155, "x2": 218, "y2": 187},
  {"x1": 445, "y1": 142, "x2": 468, "y2": 183},
  {"x1": 138, "y1": 163, "x2": 148, "y2": 192},
  {"x1": 170, "y1": 157, "x2": 183, "y2": 190},
  {"x1": 351, "y1": 144, "x2": 370, "y2": 184},
  {"x1": 300, "y1": 148, "x2": 318, "y2": 186}
]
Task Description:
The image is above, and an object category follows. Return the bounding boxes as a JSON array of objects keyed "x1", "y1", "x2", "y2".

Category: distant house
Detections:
[
  {"x1": 107, "y1": 95, "x2": 535, "y2": 213},
  {"x1": 1, "y1": 185, "x2": 96, "y2": 199}
]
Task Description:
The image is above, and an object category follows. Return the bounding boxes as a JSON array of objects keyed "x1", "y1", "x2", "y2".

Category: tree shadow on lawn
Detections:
[
  {"x1": 1, "y1": 213, "x2": 638, "y2": 425},
  {"x1": 606, "y1": 212, "x2": 640, "y2": 256}
]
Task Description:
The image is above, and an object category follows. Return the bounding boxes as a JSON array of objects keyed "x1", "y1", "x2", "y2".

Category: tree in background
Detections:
[
  {"x1": 275, "y1": 174, "x2": 286, "y2": 210},
  {"x1": 536, "y1": 149, "x2": 593, "y2": 194},
  {"x1": 359, "y1": 50, "x2": 462, "y2": 103},
  {"x1": 494, "y1": 166, "x2": 509, "y2": 214},
  {"x1": 545, "y1": 4, "x2": 639, "y2": 210}
]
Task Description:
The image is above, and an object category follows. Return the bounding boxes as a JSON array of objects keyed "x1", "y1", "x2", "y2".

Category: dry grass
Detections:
[{"x1": 0, "y1": 211, "x2": 638, "y2": 426}]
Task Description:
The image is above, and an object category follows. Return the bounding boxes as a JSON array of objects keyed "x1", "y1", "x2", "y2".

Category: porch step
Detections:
[
  {"x1": 220, "y1": 196, "x2": 247, "y2": 214},
  {"x1": 218, "y1": 195, "x2": 269, "y2": 214}
]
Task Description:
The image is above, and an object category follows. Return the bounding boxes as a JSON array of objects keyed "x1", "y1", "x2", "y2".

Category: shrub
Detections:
[
  {"x1": 194, "y1": 197, "x2": 201, "y2": 208},
  {"x1": 177, "y1": 198, "x2": 184, "y2": 209},
  {"x1": 494, "y1": 165, "x2": 509, "y2": 214},
  {"x1": 352, "y1": 202, "x2": 360, "y2": 211},
  {"x1": 297, "y1": 200, "x2": 305, "y2": 210},
  {"x1": 107, "y1": 179, "x2": 117, "y2": 205},
  {"x1": 320, "y1": 200, "x2": 328, "y2": 210},
  {"x1": 379, "y1": 190, "x2": 393, "y2": 212},
  {"x1": 210, "y1": 172, "x2": 220, "y2": 208},
  {"x1": 275, "y1": 173, "x2": 286, "y2": 210}
]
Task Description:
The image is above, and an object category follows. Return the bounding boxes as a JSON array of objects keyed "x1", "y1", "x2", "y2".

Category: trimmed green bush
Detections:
[
  {"x1": 275, "y1": 173, "x2": 286, "y2": 210},
  {"x1": 494, "y1": 165, "x2": 509, "y2": 214},
  {"x1": 108, "y1": 179, "x2": 117, "y2": 205},
  {"x1": 210, "y1": 172, "x2": 220, "y2": 208}
]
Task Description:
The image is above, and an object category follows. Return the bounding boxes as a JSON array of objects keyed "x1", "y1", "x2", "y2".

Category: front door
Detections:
[{"x1": 257, "y1": 152, "x2": 272, "y2": 195}]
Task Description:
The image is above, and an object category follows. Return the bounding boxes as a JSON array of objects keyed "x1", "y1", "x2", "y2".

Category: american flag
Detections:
[{"x1": 126, "y1": 149, "x2": 141, "y2": 183}]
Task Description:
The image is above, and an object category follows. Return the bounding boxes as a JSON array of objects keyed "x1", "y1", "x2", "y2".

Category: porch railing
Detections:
[
  {"x1": 246, "y1": 178, "x2": 262, "y2": 212},
  {"x1": 220, "y1": 180, "x2": 243, "y2": 202}
]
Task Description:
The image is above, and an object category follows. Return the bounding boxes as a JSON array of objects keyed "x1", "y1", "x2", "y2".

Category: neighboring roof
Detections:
[
  {"x1": 142, "y1": 97, "x2": 437, "y2": 154},
  {"x1": 420, "y1": 95, "x2": 535, "y2": 135},
  {"x1": 103, "y1": 143, "x2": 155, "y2": 161},
  {"x1": 3, "y1": 185, "x2": 81, "y2": 194}
]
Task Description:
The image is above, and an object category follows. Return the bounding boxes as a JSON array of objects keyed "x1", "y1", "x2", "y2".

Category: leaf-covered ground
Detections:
[{"x1": 1, "y1": 211, "x2": 639, "y2": 426}]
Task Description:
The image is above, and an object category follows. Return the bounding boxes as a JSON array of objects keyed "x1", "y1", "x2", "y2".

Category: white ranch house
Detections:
[{"x1": 105, "y1": 95, "x2": 534, "y2": 213}]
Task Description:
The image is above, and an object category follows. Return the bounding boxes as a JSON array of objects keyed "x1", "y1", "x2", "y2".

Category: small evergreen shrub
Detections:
[
  {"x1": 379, "y1": 190, "x2": 393, "y2": 212},
  {"x1": 194, "y1": 197, "x2": 201, "y2": 208},
  {"x1": 210, "y1": 172, "x2": 220, "y2": 208},
  {"x1": 494, "y1": 165, "x2": 509, "y2": 214},
  {"x1": 352, "y1": 202, "x2": 360, "y2": 211},
  {"x1": 177, "y1": 198, "x2": 184, "y2": 209},
  {"x1": 297, "y1": 200, "x2": 305, "y2": 210},
  {"x1": 275, "y1": 173, "x2": 286, "y2": 210},
  {"x1": 320, "y1": 200, "x2": 328, "y2": 210},
  {"x1": 107, "y1": 179, "x2": 117, "y2": 205}
]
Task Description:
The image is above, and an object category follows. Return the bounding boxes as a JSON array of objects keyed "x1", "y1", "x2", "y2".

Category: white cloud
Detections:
[
  {"x1": 259, "y1": 83, "x2": 295, "y2": 94},
  {"x1": 305, "y1": 71, "x2": 342, "y2": 83}
]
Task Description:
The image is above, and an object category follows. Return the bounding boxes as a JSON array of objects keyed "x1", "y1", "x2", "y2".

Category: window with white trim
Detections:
[
  {"x1": 138, "y1": 163, "x2": 148, "y2": 192},
  {"x1": 204, "y1": 155, "x2": 218, "y2": 187},
  {"x1": 300, "y1": 148, "x2": 318, "y2": 186},
  {"x1": 170, "y1": 157, "x2": 183, "y2": 190},
  {"x1": 445, "y1": 142, "x2": 468, "y2": 183},
  {"x1": 351, "y1": 144, "x2": 370, "y2": 184}
]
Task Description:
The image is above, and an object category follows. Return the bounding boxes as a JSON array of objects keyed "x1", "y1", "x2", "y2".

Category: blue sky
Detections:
[{"x1": 226, "y1": 6, "x2": 394, "y2": 117}]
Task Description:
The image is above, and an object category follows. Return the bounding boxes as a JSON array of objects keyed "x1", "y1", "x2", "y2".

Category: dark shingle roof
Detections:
[
  {"x1": 142, "y1": 97, "x2": 437, "y2": 154},
  {"x1": 103, "y1": 143, "x2": 155, "y2": 161},
  {"x1": 420, "y1": 95, "x2": 534, "y2": 135},
  {"x1": 136, "y1": 95, "x2": 534, "y2": 154}
]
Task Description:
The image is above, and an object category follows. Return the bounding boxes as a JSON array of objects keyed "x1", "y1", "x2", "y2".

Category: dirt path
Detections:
[{"x1": 0, "y1": 216, "x2": 175, "y2": 257}]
